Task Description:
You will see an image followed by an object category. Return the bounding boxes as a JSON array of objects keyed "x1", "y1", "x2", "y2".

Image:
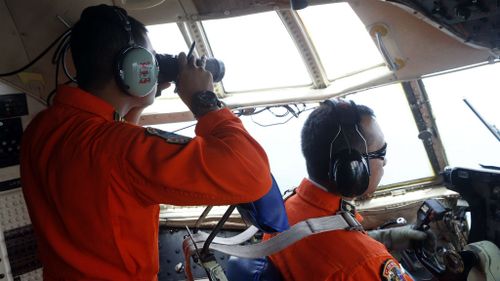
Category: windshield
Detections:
[
  {"x1": 423, "y1": 63, "x2": 500, "y2": 169},
  {"x1": 144, "y1": 2, "x2": 499, "y2": 191}
]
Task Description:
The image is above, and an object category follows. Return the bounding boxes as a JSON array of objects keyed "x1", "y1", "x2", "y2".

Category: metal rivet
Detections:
[{"x1": 175, "y1": 262, "x2": 184, "y2": 273}]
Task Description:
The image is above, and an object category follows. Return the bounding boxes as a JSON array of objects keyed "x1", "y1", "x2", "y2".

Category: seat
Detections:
[
  {"x1": 226, "y1": 256, "x2": 283, "y2": 281},
  {"x1": 236, "y1": 174, "x2": 289, "y2": 233}
]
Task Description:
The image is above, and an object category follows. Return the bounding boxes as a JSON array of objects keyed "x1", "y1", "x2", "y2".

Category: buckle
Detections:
[
  {"x1": 341, "y1": 200, "x2": 356, "y2": 217},
  {"x1": 201, "y1": 256, "x2": 228, "y2": 281},
  {"x1": 338, "y1": 211, "x2": 364, "y2": 231}
]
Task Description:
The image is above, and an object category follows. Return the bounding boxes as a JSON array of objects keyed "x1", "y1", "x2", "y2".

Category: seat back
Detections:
[
  {"x1": 226, "y1": 256, "x2": 283, "y2": 281},
  {"x1": 237, "y1": 174, "x2": 289, "y2": 233}
]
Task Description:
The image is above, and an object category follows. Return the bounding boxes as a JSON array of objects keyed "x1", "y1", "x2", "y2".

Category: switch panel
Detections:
[
  {"x1": 0, "y1": 179, "x2": 21, "y2": 193},
  {"x1": 444, "y1": 167, "x2": 500, "y2": 247},
  {"x1": 4, "y1": 225, "x2": 41, "y2": 277},
  {"x1": 0, "y1": 190, "x2": 42, "y2": 280},
  {"x1": 0, "y1": 118, "x2": 22, "y2": 168},
  {"x1": 0, "y1": 94, "x2": 28, "y2": 119}
]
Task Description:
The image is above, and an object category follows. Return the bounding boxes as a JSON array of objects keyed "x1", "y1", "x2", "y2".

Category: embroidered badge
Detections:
[
  {"x1": 145, "y1": 127, "x2": 191, "y2": 144},
  {"x1": 380, "y1": 259, "x2": 405, "y2": 281}
]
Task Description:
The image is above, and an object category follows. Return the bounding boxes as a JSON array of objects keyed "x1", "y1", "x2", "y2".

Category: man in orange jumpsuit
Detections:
[
  {"x1": 20, "y1": 5, "x2": 271, "y2": 280},
  {"x1": 265, "y1": 100, "x2": 431, "y2": 281}
]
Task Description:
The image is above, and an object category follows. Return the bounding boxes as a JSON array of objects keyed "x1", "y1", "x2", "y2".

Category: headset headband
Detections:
[{"x1": 113, "y1": 8, "x2": 135, "y2": 46}]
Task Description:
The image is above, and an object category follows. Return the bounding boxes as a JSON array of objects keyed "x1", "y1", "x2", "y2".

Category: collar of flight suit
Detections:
[
  {"x1": 295, "y1": 178, "x2": 344, "y2": 214},
  {"x1": 296, "y1": 178, "x2": 363, "y2": 222},
  {"x1": 54, "y1": 86, "x2": 119, "y2": 121}
]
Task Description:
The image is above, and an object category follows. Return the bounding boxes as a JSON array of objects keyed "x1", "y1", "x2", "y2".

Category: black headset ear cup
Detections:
[{"x1": 329, "y1": 147, "x2": 370, "y2": 197}]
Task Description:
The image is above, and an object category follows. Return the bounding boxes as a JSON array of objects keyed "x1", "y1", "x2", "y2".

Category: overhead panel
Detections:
[
  {"x1": 127, "y1": 0, "x2": 294, "y2": 24},
  {"x1": 387, "y1": 0, "x2": 500, "y2": 51},
  {"x1": 192, "y1": 0, "x2": 291, "y2": 19},
  {"x1": 348, "y1": 0, "x2": 494, "y2": 80},
  {"x1": 122, "y1": 0, "x2": 185, "y2": 25}
]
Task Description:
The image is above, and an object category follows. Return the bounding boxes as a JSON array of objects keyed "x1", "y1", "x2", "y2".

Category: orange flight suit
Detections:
[
  {"x1": 264, "y1": 179, "x2": 412, "y2": 281},
  {"x1": 20, "y1": 86, "x2": 271, "y2": 280}
]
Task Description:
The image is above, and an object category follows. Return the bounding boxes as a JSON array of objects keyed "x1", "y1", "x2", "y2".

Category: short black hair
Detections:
[
  {"x1": 301, "y1": 100, "x2": 375, "y2": 184},
  {"x1": 70, "y1": 5, "x2": 148, "y2": 92}
]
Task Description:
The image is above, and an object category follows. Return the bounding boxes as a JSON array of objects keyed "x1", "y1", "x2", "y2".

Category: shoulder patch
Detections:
[
  {"x1": 380, "y1": 259, "x2": 405, "y2": 281},
  {"x1": 145, "y1": 127, "x2": 192, "y2": 144}
]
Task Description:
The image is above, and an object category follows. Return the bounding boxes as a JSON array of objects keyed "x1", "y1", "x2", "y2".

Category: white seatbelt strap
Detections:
[
  {"x1": 189, "y1": 225, "x2": 260, "y2": 246},
  {"x1": 185, "y1": 211, "x2": 363, "y2": 259},
  {"x1": 182, "y1": 211, "x2": 363, "y2": 280}
]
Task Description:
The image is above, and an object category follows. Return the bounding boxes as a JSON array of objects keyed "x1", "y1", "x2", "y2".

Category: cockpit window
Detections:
[
  {"x1": 143, "y1": 2, "x2": 500, "y2": 190},
  {"x1": 297, "y1": 3, "x2": 386, "y2": 80},
  {"x1": 241, "y1": 84, "x2": 433, "y2": 190},
  {"x1": 202, "y1": 12, "x2": 311, "y2": 92},
  {"x1": 147, "y1": 23, "x2": 187, "y2": 55},
  {"x1": 347, "y1": 83, "x2": 434, "y2": 186},
  {"x1": 238, "y1": 84, "x2": 435, "y2": 191},
  {"x1": 423, "y1": 63, "x2": 500, "y2": 169},
  {"x1": 157, "y1": 82, "x2": 436, "y2": 191}
]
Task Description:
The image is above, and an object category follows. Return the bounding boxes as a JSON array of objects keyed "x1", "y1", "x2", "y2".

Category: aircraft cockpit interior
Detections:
[{"x1": 0, "y1": 0, "x2": 499, "y2": 280}]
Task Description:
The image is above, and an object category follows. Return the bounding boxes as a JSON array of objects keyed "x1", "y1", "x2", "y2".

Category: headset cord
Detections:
[
  {"x1": 46, "y1": 80, "x2": 72, "y2": 105},
  {"x1": 0, "y1": 29, "x2": 72, "y2": 77},
  {"x1": 62, "y1": 42, "x2": 76, "y2": 83},
  {"x1": 45, "y1": 30, "x2": 76, "y2": 106},
  {"x1": 52, "y1": 30, "x2": 76, "y2": 82}
]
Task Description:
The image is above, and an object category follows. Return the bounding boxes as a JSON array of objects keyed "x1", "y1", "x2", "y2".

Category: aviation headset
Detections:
[
  {"x1": 113, "y1": 7, "x2": 159, "y2": 97},
  {"x1": 325, "y1": 99, "x2": 370, "y2": 198}
]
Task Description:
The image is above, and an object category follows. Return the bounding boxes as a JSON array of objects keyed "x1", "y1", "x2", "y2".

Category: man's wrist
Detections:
[{"x1": 190, "y1": 90, "x2": 223, "y2": 119}]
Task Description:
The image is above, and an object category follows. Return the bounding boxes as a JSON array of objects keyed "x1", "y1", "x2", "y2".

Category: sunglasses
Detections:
[{"x1": 363, "y1": 143, "x2": 387, "y2": 161}]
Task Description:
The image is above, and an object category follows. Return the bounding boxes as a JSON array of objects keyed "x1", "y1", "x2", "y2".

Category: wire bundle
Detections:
[{"x1": 0, "y1": 29, "x2": 74, "y2": 105}]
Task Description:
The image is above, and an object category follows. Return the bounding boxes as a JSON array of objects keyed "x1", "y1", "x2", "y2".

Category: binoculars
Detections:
[{"x1": 156, "y1": 54, "x2": 225, "y2": 84}]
